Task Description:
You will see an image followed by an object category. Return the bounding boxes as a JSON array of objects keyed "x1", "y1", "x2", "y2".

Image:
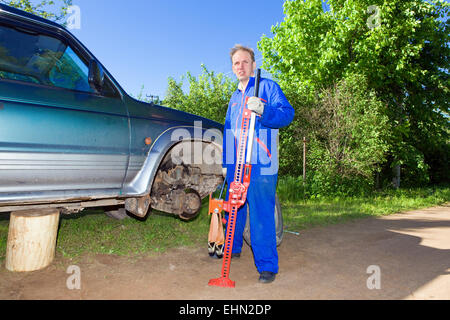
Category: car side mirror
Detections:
[{"x1": 88, "y1": 59, "x2": 104, "y2": 92}]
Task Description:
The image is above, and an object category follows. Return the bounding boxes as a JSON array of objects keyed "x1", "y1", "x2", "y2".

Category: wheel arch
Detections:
[{"x1": 122, "y1": 125, "x2": 223, "y2": 198}]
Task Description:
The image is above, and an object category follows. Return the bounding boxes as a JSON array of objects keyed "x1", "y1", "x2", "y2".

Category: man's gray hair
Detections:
[{"x1": 230, "y1": 44, "x2": 255, "y2": 63}]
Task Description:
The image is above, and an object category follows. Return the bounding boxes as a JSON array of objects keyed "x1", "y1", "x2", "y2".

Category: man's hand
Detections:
[
  {"x1": 222, "y1": 167, "x2": 227, "y2": 178},
  {"x1": 247, "y1": 97, "x2": 265, "y2": 115}
]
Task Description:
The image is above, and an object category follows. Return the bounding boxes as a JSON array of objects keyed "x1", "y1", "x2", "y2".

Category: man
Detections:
[{"x1": 222, "y1": 44, "x2": 294, "y2": 283}]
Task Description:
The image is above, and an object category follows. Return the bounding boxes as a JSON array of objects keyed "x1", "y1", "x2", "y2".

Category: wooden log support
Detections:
[{"x1": 5, "y1": 209, "x2": 60, "y2": 272}]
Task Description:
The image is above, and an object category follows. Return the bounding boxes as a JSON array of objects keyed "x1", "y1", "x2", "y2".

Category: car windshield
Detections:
[{"x1": 0, "y1": 24, "x2": 94, "y2": 92}]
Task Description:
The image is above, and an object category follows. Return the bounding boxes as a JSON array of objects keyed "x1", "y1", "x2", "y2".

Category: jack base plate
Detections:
[{"x1": 208, "y1": 277, "x2": 235, "y2": 288}]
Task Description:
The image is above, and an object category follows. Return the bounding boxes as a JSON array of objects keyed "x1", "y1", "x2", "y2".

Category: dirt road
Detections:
[{"x1": 1, "y1": 205, "x2": 449, "y2": 300}]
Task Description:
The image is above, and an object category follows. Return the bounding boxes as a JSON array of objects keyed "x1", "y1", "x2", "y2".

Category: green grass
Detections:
[
  {"x1": 0, "y1": 200, "x2": 212, "y2": 263},
  {"x1": 0, "y1": 219, "x2": 7, "y2": 262},
  {"x1": 59, "y1": 205, "x2": 211, "y2": 259},
  {"x1": 280, "y1": 184, "x2": 450, "y2": 232},
  {"x1": 0, "y1": 185, "x2": 448, "y2": 262}
]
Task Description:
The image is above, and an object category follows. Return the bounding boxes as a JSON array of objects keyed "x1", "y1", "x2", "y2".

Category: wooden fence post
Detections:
[{"x1": 303, "y1": 137, "x2": 307, "y2": 182}]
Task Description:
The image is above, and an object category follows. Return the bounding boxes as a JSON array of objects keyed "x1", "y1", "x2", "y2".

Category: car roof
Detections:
[{"x1": 0, "y1": 3, "x2": 64, "y2": 30}]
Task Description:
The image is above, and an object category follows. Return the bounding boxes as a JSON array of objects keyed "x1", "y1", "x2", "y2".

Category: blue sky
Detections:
[{"x1": 68, "y1": 0, "x2": 287, "y2": 100}]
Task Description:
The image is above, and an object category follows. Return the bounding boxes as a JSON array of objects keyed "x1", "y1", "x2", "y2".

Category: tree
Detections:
[
  {"x1": 259, "y1": 0, "x2": 449, "y2": 187},
  {"x1": 306, "y1": 74, "x2": 390, "y2": 194},
  {"x1": 0, "y1": 0, "x2": 72, "y2": 23},
  {"x1": 163, "y1": 64, "x2": 237, "y2": 123}
]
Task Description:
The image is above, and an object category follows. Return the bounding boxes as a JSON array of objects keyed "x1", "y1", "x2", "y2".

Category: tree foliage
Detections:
[
  {"x1": 163, "y1": 64, "x2": 237, "y2": 123},
  {"x1": 259, "y1": 0, "x2": 449, "y2": 187},
  {"x1": 1, "y1": 0, "x2": 73, "y2": 23},
  {"x1": 306, "y1": 74, "x2": 390, "y2": 194}
]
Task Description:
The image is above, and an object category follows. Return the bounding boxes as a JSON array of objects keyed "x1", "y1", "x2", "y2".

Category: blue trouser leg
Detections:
[
  {"x1": 247, "y1": 174, "x2": 278, "y2": 274},
  {"x1": 224, "y1": 173, "x2": 278, "y2": 274}
]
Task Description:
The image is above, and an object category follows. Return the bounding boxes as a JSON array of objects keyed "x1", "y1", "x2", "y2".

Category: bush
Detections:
[{"x1": 280, "y1": 74, "x2": 390, "y2": 196}]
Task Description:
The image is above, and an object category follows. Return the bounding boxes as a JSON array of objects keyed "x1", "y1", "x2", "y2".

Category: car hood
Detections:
[{"x1": 127, "y1": 96, "x2": 224, "y2": 132}]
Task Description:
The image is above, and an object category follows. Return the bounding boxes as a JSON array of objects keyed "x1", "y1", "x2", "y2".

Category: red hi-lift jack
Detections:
[{"x1": 208, "y1": 69, "x2": 261, "y2": 288}]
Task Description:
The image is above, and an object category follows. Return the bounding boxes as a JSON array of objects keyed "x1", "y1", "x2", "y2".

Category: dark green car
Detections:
[{"x1": 0, "y1": 4, "x2": 224, "y2": 220}]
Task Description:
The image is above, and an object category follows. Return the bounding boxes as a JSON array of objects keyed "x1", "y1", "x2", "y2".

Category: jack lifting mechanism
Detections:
[{"x1": 208, "y1": 69, "x2": 261, "y2": 288}]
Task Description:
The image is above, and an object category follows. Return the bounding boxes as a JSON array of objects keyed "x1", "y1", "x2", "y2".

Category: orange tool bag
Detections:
[{"x1": 207, "y1": 191, "x2": 226, "y2": 258}]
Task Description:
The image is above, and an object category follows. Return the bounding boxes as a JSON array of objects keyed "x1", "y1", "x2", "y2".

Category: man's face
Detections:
[{"x1": 232, "y1": 50, "x2": 256, "y2": 83}]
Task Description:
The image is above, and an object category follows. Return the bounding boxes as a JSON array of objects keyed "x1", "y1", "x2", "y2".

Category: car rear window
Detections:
[{"x1": 0, "y1": 23, "x2": 95, "y2": 93}]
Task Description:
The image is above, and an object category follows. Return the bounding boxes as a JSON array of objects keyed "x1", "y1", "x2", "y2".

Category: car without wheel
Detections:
[
  {"x1": 0, "y1": 4, "x2": 225, "y2": 220},
  {"x1": 0, "y1": 4, "x2": 284, "y2": 246}
]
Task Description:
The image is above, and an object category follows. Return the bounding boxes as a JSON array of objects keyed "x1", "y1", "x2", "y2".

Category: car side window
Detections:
[
  {"x1": 0, "y1": 23, "x2": 95, "y2": 94},
  {"x1": 48, "y1": 46, "x2": 93, "y2": 92}
]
